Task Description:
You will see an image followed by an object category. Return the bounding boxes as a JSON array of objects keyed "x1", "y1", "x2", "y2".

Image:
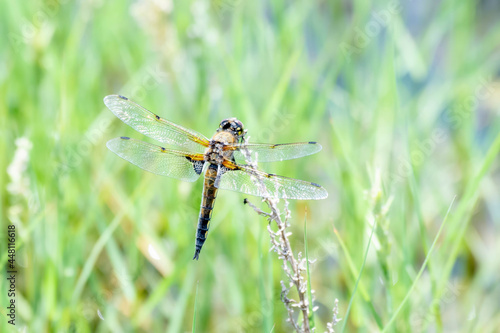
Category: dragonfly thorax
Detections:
[
  {"x1": 204, "y1": 132, "x2": 237, "y2": 164},
  {"x1": 204, "y1": 144, "x2": 225, "y2": 164}
]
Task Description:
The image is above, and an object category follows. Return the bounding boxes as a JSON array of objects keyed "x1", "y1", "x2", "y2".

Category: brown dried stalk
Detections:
[
  {"x1": 245, "y1": 197, "x2": 341, "y2": 332},
  {"x1": 244, "y1": 197, "x2": 312, "y2": 332},
  {"x1": 240, "y1": 136, "x2": 339, "y2": 332}
]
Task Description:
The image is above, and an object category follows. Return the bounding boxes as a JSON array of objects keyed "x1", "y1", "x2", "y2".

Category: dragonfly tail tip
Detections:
[{"x1": 193, "y1": 251, "x2": 200, "y2": 260}]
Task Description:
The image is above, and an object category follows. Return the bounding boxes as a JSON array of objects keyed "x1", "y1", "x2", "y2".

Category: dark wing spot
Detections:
[
  {"x1": 193, "y1": 161, "x2": 204, "y2": 175},
  {"x1": 186, "y1": 157, "x2": 204, "y2": 175},
  {"x1": 267, "y1": 173, "x2": 276, "y2": 177},
  {"x1": 155, "y1": 115, "x2": 160, "y2": 120},
  {"x1": 160, "y1": 147, "x2": 166, "y2": 152},
  {"x1": 270, "y1": 144, "x2": 277, "y2": 149},
  {"x1": 309, "y1": 141, "x2": 317, "y2": 144},
  {"x1": 310, "y1": 182, "x2": 321, "y2": 188},
  {"x1": 118, "y1": 95, "x2": 128, "y2": 100},
  {"x1": 243, "y1": 198, "x2": 248, "y2": 204},
  {"x1": 120, "y1": 136, "x2": 130, "y2": 140}
]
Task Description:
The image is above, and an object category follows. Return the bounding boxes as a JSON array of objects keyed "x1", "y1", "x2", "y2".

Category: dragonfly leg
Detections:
[{"x1": 214, "y1": 165, "x2": 228, "y2": 188}]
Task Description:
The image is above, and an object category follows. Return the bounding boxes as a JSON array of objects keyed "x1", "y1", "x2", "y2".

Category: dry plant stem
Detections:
[
  {"x1": 245, "y1": 197, "x2": 311, "y2": 333},
  {"x1": 241, "y1": 137, "x2": 311, "y2": 332}
]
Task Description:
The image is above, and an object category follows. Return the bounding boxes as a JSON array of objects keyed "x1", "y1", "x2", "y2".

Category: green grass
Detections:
[{"x1": 2, "y1": 0, "x2": 500, "y2": 331}]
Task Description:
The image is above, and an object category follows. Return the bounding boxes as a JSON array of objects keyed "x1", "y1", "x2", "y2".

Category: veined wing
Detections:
[
  {"x1": 107, "y1": 137, "x2": 205, "y2": 182},
  {"x1": 104, "y1": 95, "x2": 209, "y2": 153},
  {"x1": 226, "y1": 142, "x2": 322, "y2": 163},
  {"x1": 219, "y1": 161, "x2": 328, "y2": 200}
]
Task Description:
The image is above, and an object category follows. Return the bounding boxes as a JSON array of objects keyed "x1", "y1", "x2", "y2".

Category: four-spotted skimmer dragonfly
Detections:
[{"x1": 105, "y1": 95, "x2": 327, "y2": 260}]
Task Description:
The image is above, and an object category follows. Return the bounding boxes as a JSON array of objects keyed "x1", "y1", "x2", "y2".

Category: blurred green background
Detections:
[{"x1": 2, "y1": 0, "x2": 500, "y2": 331}]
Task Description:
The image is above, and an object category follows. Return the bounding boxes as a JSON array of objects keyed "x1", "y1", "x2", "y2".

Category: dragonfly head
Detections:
[{"x1": 218, "y1": 118, "x2": 246, "y2": 140}]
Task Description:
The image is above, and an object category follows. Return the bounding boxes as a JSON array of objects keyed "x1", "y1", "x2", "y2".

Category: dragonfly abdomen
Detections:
[{"x1": 193, "y1": 164, "x2": 219, "y2": 260}]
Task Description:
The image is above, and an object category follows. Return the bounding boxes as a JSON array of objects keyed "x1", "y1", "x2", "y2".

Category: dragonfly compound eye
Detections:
[{"x1": 233, "y1": 120, "x2": 244, "y2": 135}]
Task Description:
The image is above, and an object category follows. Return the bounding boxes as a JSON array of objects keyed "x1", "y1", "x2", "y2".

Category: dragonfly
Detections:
[{"x1": 104, "y1": 95, "x2": 328, "y2": 260}]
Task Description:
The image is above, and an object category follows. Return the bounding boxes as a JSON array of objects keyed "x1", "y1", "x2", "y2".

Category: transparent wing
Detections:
[
  {"x1": 219, "y1": 164, "x2": 328, "y2": 200},
  {"x1": 107, "y1": 137, "x2": 205, "y2": 182},
  {"x1": 227, "y1": 142, "x2": 322, "y2": 163},
  {"x1": 104, "y1": 95, "x2": 209, "y2": 153}
]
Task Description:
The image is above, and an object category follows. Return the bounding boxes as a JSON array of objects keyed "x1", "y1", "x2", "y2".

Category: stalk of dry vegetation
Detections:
[
  {"x1": 244, "y1": 196, "x2": 340, "y2": 332},
  {"x1": 240, "y1": 136, "x2": 340, "y2": 332}
]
